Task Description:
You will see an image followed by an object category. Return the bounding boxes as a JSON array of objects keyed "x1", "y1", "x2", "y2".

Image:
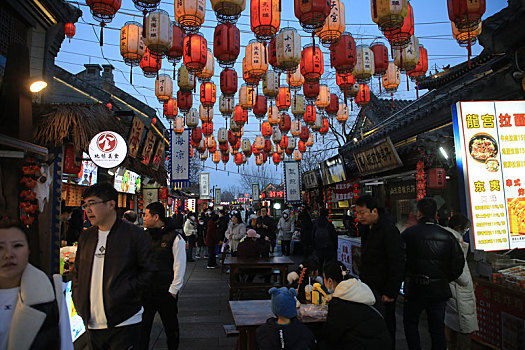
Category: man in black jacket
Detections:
[
  {"x1": 297, "y1": 205, "x2": 313, "y2": 257},
  {"x1": 401, "y1": 198, "x2": 465, "y2": 350},
  {"x1": 256, "y1": 206, "x2": 277, "y2": 253},
  {"x1": 72, "y1": 183, "x2": 154, "y2": 349},
  {"x1": 356, "y1": 195, "x2": 404, "y2": 349}
]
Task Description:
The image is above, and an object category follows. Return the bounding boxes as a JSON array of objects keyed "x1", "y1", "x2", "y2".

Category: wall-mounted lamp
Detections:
[
  {"x1": 439, "y1": 146, "x2": 449, "y2": 160},
  {"x1": 29, "y1": 79, "x2": 47, "y2": 93}
]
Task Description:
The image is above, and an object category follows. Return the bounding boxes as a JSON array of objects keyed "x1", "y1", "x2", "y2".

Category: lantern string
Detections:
[{"x1": 99, "y1": 21, "x2": 105, "y2": 46}]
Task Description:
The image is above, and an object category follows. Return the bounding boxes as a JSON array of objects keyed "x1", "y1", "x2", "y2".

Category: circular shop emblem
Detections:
[{"x1": 88, "y1": 131, "x2": 127, "y2": 169}]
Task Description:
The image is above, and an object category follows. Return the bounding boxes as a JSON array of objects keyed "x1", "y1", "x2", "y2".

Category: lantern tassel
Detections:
[
  {"x1": 130, "y1": 66, "x2": 133, "y2": 85},
  {"x1": 406, "y1": 74, "x2": 409, "y2": 91},
  {"x1": 143, "y1": 10, "x2": 147, "y2": 38},
  {"x1": 467, "y1": 39, "x2": 472, "y2": 69},
  {"x1": 416, "y1": 82, "x2": 419, "y2": 99},
  {"x1": 100, "y1": 22, "x2": 105, "y2": 46},
  {"x1": 391, "y1": 93, "x2": 394, "y2": 108}
]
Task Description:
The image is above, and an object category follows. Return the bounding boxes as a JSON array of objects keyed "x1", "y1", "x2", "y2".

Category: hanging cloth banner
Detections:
[
  {"x1": 199, "y1": 172, "x2": 210, "y2": 199},
  {"x1": 252, "y1": 183, "x2": 260, "y2": 202},
  {"x1": 128, "y1": 116, "x2": 145, "y2": 158},
  {"x1": 214, "y1": 188, "x2": 221, "y2": 205},
  {"x1": 141, "y1": 130, "x2": 157, "y2": 165},
  {"x1": 283, "y1": 160, "x2": 302, "y2": 204},
  {"x1": 170, "y1": 128, "x2": 190, "y2": 189},
  {"x1": 151, "y1": 141, "x2": 165, "y2": 171}
]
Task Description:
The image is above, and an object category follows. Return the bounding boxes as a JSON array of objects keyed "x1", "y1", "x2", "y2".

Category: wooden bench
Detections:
[{"x1": 223, "y1": 324, "x2": 239, "y2": 337}]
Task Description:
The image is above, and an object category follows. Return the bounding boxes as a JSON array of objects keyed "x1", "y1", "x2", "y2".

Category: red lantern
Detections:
[
  {"x1": 251, "y1": 0, "x2": 280, "y2": 42},
  {"x1": 221, "y1": 153, "x2": 230, "y2": 163},
  {"x1": 326, "y1": 94, "x2": 339, "y2": 117},
  {"x1": 219, "y1": 142, "x2": 229, "y2": 153},
  {"x1": 447, "y1": 0, "x2": 486, "y2": 32},
  {"x1": 355, "y1": 84, "x2": 370, "y2": 107},
  {"x1": 86, "y1": 0, "x2": 121, "y2": 45},
  {"x1": 63, "y1": 144, "x2": 81, "y2": 174},
  {"x1": 268, "y1": 37, "x2": 279, "y2": 72},
  {"x1": 232, "y1": 139, "x2": 241, "y2": 152},
  {"x1": 261, "y1": 121, "x2": 273, "y2": 139},
  {"x1": 300, "y1": 44, "x2": 324, "y2": 82},
  {"x1": 280, "y1": 134, "x2": 289, "y2": 149},
  {"x1": 191, "y1": 127, "x2": 203, "y2": 145},
  {"x1": 177, "y1": 90, "x2": 193, "y2": 112},
  {"x1": 298, "y1": 140, "x2": 307, "y2": 152},
  {"x1": 303, "y1": 80, "x2": 320, "y2": 101},
  {"x1": 329, "y1": 33, "x2": 356, "y2": 75},
  {"x1": 252, "y1": 143, "x2": 261, "y2": 155},
  {"x1": 299, "y1": 125, "x2": 310, "y2": 142},
  {"x1": 384, "y1": 3, "x2": 414, "y2": 50},
  {"x1": 254, "y1": 95, "x2": 268, "y2": 119},
  {"x1": 319, "y1": 118, "x2": 329, "y2": 135},
  {"x1": 336, "y1": 72, "x2": 355, "y2": 95},
  {"x1": 140, "y1": 47, "x2": 161, "y2": 77},
  {"x1": 163, "y1": 98, "x2": 178, "y2": 119},
  {"x1": 371, "y1": 42, "x2": 389, "y2": 77},
  {"x1": 106, "y1": 102, "x2": 112, "y2": 110},
  {"x1": 428, "y1": 168, "x2": 447, "y2": 190},
  {"x1": 285, "y1": 147, "x2": 294, "y2": 156},
  {"x1": 263, "y1": 139, "x2": 272, "y2": 153},
  {"x1": 233, "y1": 105, "x2": 248, "y2": 125},
  {"x1": 64, "y1": 23, "x2": 76, "y2": 42},
  {"x1": 272, "y1": 152, "x2": 281, "y2": 165},
  {"x1": 303, "y1": 104, "x2": 316, "y2": 125},
  {"x1": 167, "y1": 23, "x2": 185, "y2": 64},
  {"x1": 279, "y1": 113, "x2": 291, "y2": 133},
  {"x1": 220, "y1": 68, "x2": 238, "y2": 96},
  {"x1": 276, "y1": 87, "x2": 291, "y2": 111},
  {"x1": 200, "y1": 82, "x2": 216, "y2": 107},
  {"x1": 228, "y1": 129, "x2": 238, "y2": 146},
  {"x1": 407, "y1": 45, "x2": 428, "y2": 81},
  {"x1": 214, "y1": 23, "x2": 241, "y2": 68},
  {"x1": 294, "y1": 0, "x2": 331, "y2": 33},
  {"x1": 202, "y1": 121, "x2": 214, "y2": 136},
  {"x1": 183, "y1": 33, "x2": 207, "y2": 72},
  {"x1": 234, "y1": 152, "x2": 243, "y2": 166}
]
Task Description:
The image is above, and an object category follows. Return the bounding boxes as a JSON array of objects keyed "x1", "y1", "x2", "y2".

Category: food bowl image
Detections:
[
  {"x1": 485, "y1": 158, "x2": 500, "y2": 172},
  {"x1": 469, "y1": 133, "x2": 498, "y2": 163}
]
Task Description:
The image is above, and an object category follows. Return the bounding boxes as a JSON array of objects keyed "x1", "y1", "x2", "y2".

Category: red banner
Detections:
[{"x1": 128, "y1": 117, "x2": 145, "y2": 158}]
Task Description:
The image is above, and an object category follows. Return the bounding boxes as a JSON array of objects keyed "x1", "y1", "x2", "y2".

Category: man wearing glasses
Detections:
[{"x1": 72, "y1": 183, "x2": 154, "y2": 349}]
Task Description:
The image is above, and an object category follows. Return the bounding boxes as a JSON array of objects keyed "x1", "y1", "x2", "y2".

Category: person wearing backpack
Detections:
[{"x1": 311, "y1": 208, "x2": 338, "y2": 274}]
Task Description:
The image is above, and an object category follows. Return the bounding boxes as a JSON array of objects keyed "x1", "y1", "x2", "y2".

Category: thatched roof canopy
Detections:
[{"x1": 33, "y1": 103, "x2": 168, "y2": 184}]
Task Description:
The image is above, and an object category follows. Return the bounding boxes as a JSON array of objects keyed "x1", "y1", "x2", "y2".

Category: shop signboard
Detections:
[
  {"x1": 128, "y1": 116, "x2": 145, "y2": 158},
  {"x1": 320, "y1": 155, "x2": 347, "y2": 186},
  {"x1": 353, "y1": 137, "x2": 403, "y2": 176},
  {"x1": 151, "y1": 141, "x2": 165, "y2": 171},
  {"x1": 453, "y1": 101, "x2": 525, "y2": 251},
  {"x1": 283, "y1": 161, "x2": 301, "y2": 204},
  {"x1": 199, "y1": 172, "x2": 210, "y2": 199},
  {"x1": 170, "y1": 129, "x2": 190, "y2": 188},
  {"x1": 388, "y1": 181, "x2": 417, "y2": 200},
  {"x1": 143, "y1": 188, "x2": 158, "y2": 207},
  {"x1": 77, "y1": 152, "x2": 97, "y2": 186},
  {"x1": 215, "y1": 188, "x2": 221, "y2": 205},
  {"x1": 252, "y1": 183, "x2": 260, "y2": 202},
  {"x1": 303, "y1": 169, "x2": 319, "y2": 189},
  {"x1": 141, "y1": 130, "x2": 157, "y2": 165},
  {"x1": 64, "y1": 281, "x2": 86, "y2": 342},
  {"x1": 113, "y1": 168, "x2": 141, "y2": 194},
  {"x1": 88, "y1": 131, "x2": 127, "y2": 168}
]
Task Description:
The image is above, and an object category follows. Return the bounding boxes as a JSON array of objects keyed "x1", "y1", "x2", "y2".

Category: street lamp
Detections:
[{"x1": 29, "y1": 79, "x2": 47, "y2": 93}]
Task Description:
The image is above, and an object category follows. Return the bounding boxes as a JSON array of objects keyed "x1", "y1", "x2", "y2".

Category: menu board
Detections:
[
  {"x1": 453, "y1": 101, "x2": 525, "y2": 251},
  {"x1": 113, "y1": 168, "x2": 141, "y2": 194}
]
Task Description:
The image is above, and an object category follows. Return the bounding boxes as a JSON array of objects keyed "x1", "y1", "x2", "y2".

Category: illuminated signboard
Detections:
[
  {"x1": 113, "y1": 168, "x2": 141, "y2": 194},
  {"x1": 453, "y1": 101, "x2": 525, "y2": 251}
]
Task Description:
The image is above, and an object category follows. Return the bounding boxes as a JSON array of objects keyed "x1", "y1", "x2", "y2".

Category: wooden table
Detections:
[
  {"x1": 223, "y1": 257, "x2": 294, "y2": 300},
  {"x1": 229, "y1": 300, "x2": 326, "y2": 350}
]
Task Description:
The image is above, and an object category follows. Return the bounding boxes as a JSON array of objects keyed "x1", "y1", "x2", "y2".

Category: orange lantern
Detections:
[
  {"x1": 183, "y1": 33, "x2": 207, "y2": 72},
  {"x1": 276, "y1": 87, "x2": 291, "y2": 111},
  {"x1": 212, "y1": 151, "x2": 221, "y2": 166},
  {"x1": 303, "y1": 104, "x2": 316, "y2": 125},
  {"x1": 121, "y1": 21, "x2": 145, "y2": 84},
  {"x1": 234, "y1": 152, "x2": 243, "y2": 166},
  {"x1": 177, "y1": 89, "x2": 193, "y2": 112},
  {"x1": 300, "y1": 43, "x2": 324, "y2": 82},
  {"x1": 65, "y1": 23, "x2": 76, "y2": 42},
  {"x1": 336, "y1": 72, "x2": 355, "y2": 95},
  {"x1": 382, "y1": 61, "x2": 401, "y2": 92},
  {"x1": 245, "y1": 40, "x2": 269, "y2": 77},
  {"x1": 254, "y1": 95, "x2": 268, "y2": 119},
  {"x1": 251, "y1": 0, "x2": 280, "y2": 42},
  {"x1": 319, "y1": 118, "x2": 329, "y2": 135},
  {"x1": 255, "y1": 153, "x2": 264, "y2": 165},
  {"x1": 306, "y1": 133, "x2": 315, "y2": 147},
  {"x1": 200, "y1": 81, "x2": 216, "y2": 107},
  {"x1": 155, "y1": 74, "x2": 173, "y2": 102},
  {"x1": 268, "y1": 104, "x2": 280, "y2": 125},
  {"x1": 384, "y1": 2, "x2": 414, "y2": 50},
  {"x1": 174, "y1": 116, "x2": 185, "y2": 134},
  {"x1": 298, "y1": 139, "x2": 307, "y2": 152},
  {"x1": 447, "y1": 0, "x2": 485, "y2": 33},
  {"x1": 371, "y1": 0, "x2": 408, "y2": 32},
  {"x1": 202, "y1": 121, "x2": 214, "y2": 136},
  {"x1": 355, "y1": 84, "x2": 370, "y2": 107},
  {"x1": 214, "y1": 23, "x2": 241, "y2": 68},
  {"x1": 279, "y1": 113, "x2": 291, "y2": 133},
  {"x1": 174, "y1": 0, "x2": 206, "y2": 33},
  {"x1": 293, "y1": 149, "x2": 303, "y2": 161},
  {"x1": 140, "y1": 47, "x2": 161, "y2": 77},
  {"x1": 261, "y1": 121, "x2": 273, "y2": 139},
  {"x1": 280, "y1": 134, "x2": 289, "y2": 149},
  {"x1": 220, "y1": 68, "x2": 237, "y2": 96},
  {"x1": 233, "y1": 105, "x2": 248, "y2": 125},
  {"x1": 287, "y1": 69, "x2": 304, "y2": 91},
  {"x1": 316, "y1": 0, "x2": 345, "y2": 47},
  {"x1": 167, "y1": 23, "x2": 185, "y2": 64},
  {"x1": 163, "y1": 98, "x2": 178, "y2": 119},
  {"x1": 243, "y1": 57, "x2": 261, "y2": 86},
  {"x1": 254, "y1": 135, "x2": 265, "y2": 150},
  {"x1": 207, "y1": 135, "x2": 217, "y2": 152},
  {"x1": 336, "y1": 103, "x2": 349, "y2": 124},
  {"x1": 294, "y1": 0, "x2": 331, "y2": 33},
  {"x1": 451, "y1": 21, "x2": 481, "y2": 67},
  {"x1": 272, "y1": 152, "x2": 281, "y2": 165}
]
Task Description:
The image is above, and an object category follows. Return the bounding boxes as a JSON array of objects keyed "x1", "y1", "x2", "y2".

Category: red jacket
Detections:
[{"x1": 205, "y1": 219, "x2": 220, "y2": 247}]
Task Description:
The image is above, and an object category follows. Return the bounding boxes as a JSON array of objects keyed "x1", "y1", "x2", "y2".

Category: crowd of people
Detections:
[{"x1": 0, "y1": 182, "x2": 478, "y2": 350}]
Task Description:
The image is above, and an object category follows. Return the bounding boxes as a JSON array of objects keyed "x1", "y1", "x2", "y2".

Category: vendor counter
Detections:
[{"x1": 337, "y1": 235, "x2": 361, "y2": 278}]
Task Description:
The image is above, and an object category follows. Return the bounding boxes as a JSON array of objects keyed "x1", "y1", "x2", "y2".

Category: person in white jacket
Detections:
[
  {"x1": 442, "y1": 214, "x2": 478, "y2": 350},
  {"x1": 226, "y1": 212, "x2": 246, "y2": 257},
  {"x1": 277, "y1": 210, "x2": 295, "y2": 256},
  {"x1": 183, "y1": 213, "x2": 198, "y2": 262}
]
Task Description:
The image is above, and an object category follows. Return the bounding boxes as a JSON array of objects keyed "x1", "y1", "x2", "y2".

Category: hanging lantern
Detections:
[
  {"x1": 353, "y1": 45, "x2": 375, "y2": 83},
  {"x1": 155, "y1": 74, "x2": 173, "y2": 102},
  {"x1": 272, "y1": 152, "x2": 281, "y2": 165},
  {"x1": 174, "y1": 0, "x2": 206, "y2": 33},
  {"x1": 275, "y1": 27, "x2": 302, "y2": 72},
  {"x1": 272, "y1": 126, "x2": 283, "y2": 143},
  {"x1": 86, "y1": 0, "x2": 121, "y2": 45},
  {"x1": 178, "y1": 64, "x2": 195, "y2": 91},
  {"x1": 252, "y1": 142, "x2": 261, "y2": 155},
  {"x1": 144, "y1": 9, "x2": 172, "y2": 58},
  {"x1": 275, "y1": 144, "x2": 284, "y2": 155},
  {"x1": 167, "y1": 23, "x2": 185, "y2": 64},
  {"x1": 371, "y1": 0, "x2": 408, "y2": 32},
  {"x1": 263, "y1": 70, "x2": 280, "y2": 100},
  {"x1": 287, "y1": 69, "x2": 304, "y2": 91},
  {"x1": 163, "y1": 98, "x2": 178, "y2": 119},
  {"x1": 196, "y1": 49, "x2": 215, "y2": 82},
  {"x1": 245, "y1": 40, "x2": 269, "y2": 77},
  {"x1": 290, "y1": 120, "x2": 301, "y2": 136},
  {"x1": 200, "y1": 81, "x2": 216, "y2": 107},
  {"x1": 254, "y1": 95, "x2": 268, "y2": 119},
  {"x1": 300, "y1": 43, "x2": 324, "y2": 82},
  {"x1": 183, "y1": 33, "x2": 208, "y2": 72},
  {"x1": 306, "y1": 133, "x2": 315, "y2": 147},
  {"x1": 214, "y1": 23, "x2": 241, "y2": 68},
  {"x1": 285, "y1": 147, "x2": 294, "y2": 156},
  {"x1": 219, "y1": 94, "x2": 235, "y2": 117},
  {"x1": 287, "y1": 136, "x2": 297, "y2": 151},
  {"x1": 191, "y1": 126, "x2": 203, "y2": 145},
  {"x1": 447, "y1": 0, "x2": 485, "y2": 33},
  {"x1": 242, "y1": 138, "x2": 252, "y2": 155},
  {"x1": 207, "y1": 135, "x2": 217, "y2": 152},
  {"x1": 254, "y1": 135, "x2": 265, "y2": 150},
  {"x1": 311, "y1": 112, "x2": 323, "y2": 131},
  {"x1": 304, "y1": 104, "x2": 316, "y2": 125},
  {"x1": 407, "y1": 45, "x2": 428, "y2": 82},
  {"x1": 202, "y1": 121, "x2": 214, "y2": 136},
  {"x1": 199, "y1": 149, "x2": 209, "y2": 161},
  {"x1": 120, "y1": 22, "x2": 145, "y2": 84},
  {"x1": 382, "y1": 61, "x2": 401, "y2": 92},
  {"x1": 384, "y1": 2, "x2": 414, "y2": 50},
  {"x1": 212, "y1": 151, "x2": 221, "y2": 166},
  {"x1": 232, "y1": 105, "x2": 248, "y2": 126},
  {"x1": 261, "y1": 121, "x2": 273, "y2": 139},
  {"x1": 336, "y1": 103, "x2": 349, "y2": 124},
  {"x1": 140, "y1": 47, "x2": 162, "y2": 77},
  {"x1": 319, "y1": 118, "x2": 329, "y2": 135},
  {"x1": 174, "y1": 116, "x2": 185, "y2": 134},
  {"x1": 336, "y1": 72, "x2": 355, "y2": 95},
  {"x1": 329, "y1": 32, "x2": 356, "y2": 75},
  {"x1": 177, "y1": 89, "x2": 193, "y2": 112},
  {"x1": 268, "y1": 104, "x2": 280, "y2": 125},
  {"x1": 239, "y1": 85, "x2": 256, "y2": 110},
  {"x1": 355, "y1": 84, "x2": 370, "y2": 107},
  {"x1": 280, "y1": 134, "x2": 289, "y2": 149},
  {"x1": 293, "y1": 149, "x2": 303, "y2": 161},
  {"x1": 222, "y1": 152, "x2": 230, "y2": 164},
  {"x1": 326, "y1": 94, "x2": 339, "y2": 117},
  {"x1": 196, "y1": 137, "x2": 206, "y2": 152},
  {"x1": 65, "y1": 23, "x2": 76, "y2": 42},
  {"x1": 263, "y1": 139, "x2": 273, "y2": 154},
  {"x1": 452, "y1": 21, "x2": 482, "y2": 47},
  {"x1": 243, "y1": 57, "x2": 261, "y2": 86},
  {"x1": 199, "y1": 104, "x2": 214, "y2": 122},
  {"x1": 298, "y1": 140, "x2": 307, "y2": 152},
  {"x1": 315, "y1": 84, "x2": 330, "y2": 110},
  {"x1": 291, "y1": 94, "x2": 305, "y2": 118},
  {"x1": 294, "y1": 0, "x2": 331, "y2": 33},
  {"x1": 251, "y1": 0, "x2": 280, "y2": 42},
  {"x1": 371, "y1": 42, "x2": 389, "y2": 77},
  {"x1": 303, "y1": 80, "x2": 320, "y2": 102},
  {"x1": 255, "y1": 153, "x2": 264, "y2": 165},
  {"x1": 211, "y1": 0, "x2": 246, "y2": 24},
  {"x1": 394, "y1": 35, "x2": 420, "y2": 71},
  {"x1": 230, "y1": 119, "x2": 242, "y2": 132},
  {"x1": 267, "y1": 37, "x2": 281, "y2": 73},
  {"x1": 186, "y1": 108, "x2": 199, "y2": 128},
  {"x1": 316, "y1": 0, "x2": 345, "y2": 48},
  {"x1": 276, "y1": 87, "x2": 291, "y2": 111},
  {"x1": 299, "y1": 126, "x2": 310, "y2": 142},
  {"x1": 220, "y1": 68, "x2": 238, "y2": 96},
  {"x1": 279, "y1": 113, "x2": 292, "y2": 134},
  {"x1": 218, "y1": 127, "x2": 228, "y2": 144},
  {"x1": 348, "y1": 83, "x2": 360, "y2": 98}
]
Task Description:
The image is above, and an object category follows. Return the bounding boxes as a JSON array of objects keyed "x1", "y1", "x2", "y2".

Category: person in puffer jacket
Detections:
[
  {"x1": 320, "y1": 260, "x2": 391, "y2": 350},
  {"x1": 256, "y1": 287, "x2": 316, "y2": 350},
  {"x1": 277, "y1": 210, "x2": 295, "y2": 256}
]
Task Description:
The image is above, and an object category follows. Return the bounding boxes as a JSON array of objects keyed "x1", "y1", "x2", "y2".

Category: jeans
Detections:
[
  {"x1": 88, "y1": 323, "x2": 141, "y2": 350},
  {"x1": 186, "y1": 235, "x2": 196, "y2": 261},
  {"x1": 281, "y1": 240, "x2": 291, "y2": 256},
  {"x1": 403, "y1": 298, "x2": 447, "y2": 350},
  {"x1": 140, "y1": 291, "x2": 179, "y2": 350}
]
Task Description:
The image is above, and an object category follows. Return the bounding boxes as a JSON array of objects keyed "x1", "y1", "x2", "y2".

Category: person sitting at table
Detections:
[
  {"x1": 256, "y1": 287, "x2": 316, "y2": 350},
  {"x1": 320, "y1": 260, "x2": 391, "y2": 350},
  {"x1": 287, "y1": 256, "x2": 323, "y2": 303},
  {"x1": 237, "y1": 229, "x2": 270, "y2": 259}
]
